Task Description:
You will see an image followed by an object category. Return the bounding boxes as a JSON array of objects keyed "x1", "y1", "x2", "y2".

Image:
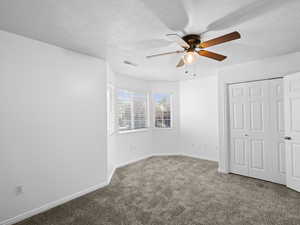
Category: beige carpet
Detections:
[{"x1": 16, "y1": 155, "x2": 300, "y2": 225}]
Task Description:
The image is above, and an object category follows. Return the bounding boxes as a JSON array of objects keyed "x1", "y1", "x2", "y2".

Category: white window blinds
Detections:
[
  {"x1": 154, "y1": 93, "x2": 172, "y2": 128},
  {"x1": 117, "y1": 89, "x2": 148, "y2": 131}
]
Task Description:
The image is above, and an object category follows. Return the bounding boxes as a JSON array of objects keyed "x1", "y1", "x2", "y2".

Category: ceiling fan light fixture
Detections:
[
  {"x1": 146, "y1": 31, "x2": 240, "y2": 67},
  {"x1": 183, "y1": 51, "x2": 197, "y2": 64}
]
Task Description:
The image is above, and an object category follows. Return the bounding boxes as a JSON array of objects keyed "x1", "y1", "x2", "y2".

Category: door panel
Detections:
[
  {"x1": 233, "y1": 138, "x2": 247, "y2": 165},
  {"x1": 291, "y1": 144, "x2": 300, "y2": 178},
  {"x1": 230, "y1": 137, "x2": 248, "y2": 176},
  {"x1": 278, "y1": 142, "x2": 286, "y2": 174},
  {"x1": 249, "y1": 86, "x2": 263, "y2": 97},
  {"x1": 232, "y1": 87, "x2": 244, "y2": 97},
  {"x1": 290, "y1": 98, "x2": 300, "y2": 132},
  {"x1": 250, "y1": 139, "x2": 264, "y2": 169},
  {"x1": 232, "y1": 103, "x2": 245, "y2": 130},
  {"x1": 276, "y1": 100, "x2": 284, "y2": 132},
  {"x1": 250, "y1": 101, "x2": 264, "y2": 131},
  {"x1": 285, "y1": 73, "x2": 300, "y2": 191}
]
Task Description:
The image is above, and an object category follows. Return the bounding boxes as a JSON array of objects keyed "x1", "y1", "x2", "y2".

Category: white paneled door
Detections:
[
  {"x1": 284, "y1": 73, "x2": 300, "y2": 192},
  {"x1": 229, "y1": 78, "x2": 285, "y2": 184}
]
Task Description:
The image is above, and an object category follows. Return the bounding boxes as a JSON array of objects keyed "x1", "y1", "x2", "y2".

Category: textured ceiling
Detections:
[{"x1": 0, "y1": 0, "x2": 299, "y2": 80}]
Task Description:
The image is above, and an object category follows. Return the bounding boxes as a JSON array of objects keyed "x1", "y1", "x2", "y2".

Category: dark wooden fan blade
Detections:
[
  {"x1": 200, "y1": 31, "x2": 241, "y2": 48},
  {"x1": 146, "y1": 50, "x2": 184, "y2": 58},
  {"x1": 198, "y1": 50, "x2": 227, "y2": 61},
  {"x1": 176, "y1": 58, "x2": 185, "y2": 67}
]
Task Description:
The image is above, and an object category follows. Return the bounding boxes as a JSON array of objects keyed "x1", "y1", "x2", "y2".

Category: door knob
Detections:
[
  {"x1": 244, "y1": 134, "x2": 249, "y2": 137},
  {"x1": 284, "y1": 136, "x2": 292, "y2": 140}
]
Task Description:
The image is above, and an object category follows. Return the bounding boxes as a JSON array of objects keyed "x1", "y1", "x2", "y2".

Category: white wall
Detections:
[
  {"x1": 218, "y1": 51, "x2": 300, "y2": 172},
  {"x1": 107, "y1": 70, "x2": 153, "y2": 171},
  {"x1": 107, "y1": 68, "x2": 181, "y2": 173},
  {"x1": 180, "y1": 73, "x2": 219, "y2": 161},
  {"x1": 150, "y1": 81, "x2": 181, "y2": 155},
  {"x1": 0, "y1": 30, "x2": 107, "y2": 224}
]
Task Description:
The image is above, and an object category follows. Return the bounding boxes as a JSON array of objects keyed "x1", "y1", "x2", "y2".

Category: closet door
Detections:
[
  {"x1": 229, "y1": 83, "x2": 249, "y2": 176},
  {"x1": 247, "y1": 80, "x2": 270, "y2": 181}
]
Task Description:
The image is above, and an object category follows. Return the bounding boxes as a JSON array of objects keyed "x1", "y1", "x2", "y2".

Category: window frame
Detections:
[
  {"x1": 153, "y1": 93, "x2": 173, "y2": 130},
  {"x1": 107, "y1": 84, "x2": 116, "y2": 136},
  {"x1": 116, "y1": 88, "x2": 150, "y2": 134}
]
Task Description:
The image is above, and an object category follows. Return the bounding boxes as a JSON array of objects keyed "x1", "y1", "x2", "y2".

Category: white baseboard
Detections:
[
  {"x1": 152, "y1": 152, "x2": 183, "y2": 157},
  {"x1": 218, "y1": 167, "x2": 229, "y2": 174},
  {"x1": 107, "y1": 166, "x2": 116, "y2": 185},
  {"x1": 113, "y1": 154, "x2": 153, "y2": 169},
  {"x1": 1, "y1": 181, "x2": 107, "y2": 225},
  {"x1": 181, "y1": 153, "x2": 218, "y2": 162},
  {"x1": 113, "y1": 153, "x2": 181, "y2": 169}
]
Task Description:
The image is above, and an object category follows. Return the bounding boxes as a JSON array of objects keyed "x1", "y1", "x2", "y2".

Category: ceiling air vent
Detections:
[{"x1": 123, "y1": 60, "x2": 138, "y2": 67}]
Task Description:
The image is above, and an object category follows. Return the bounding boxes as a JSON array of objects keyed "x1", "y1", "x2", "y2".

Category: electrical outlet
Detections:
[{"x1": 15, "y1": 185, "x2": 23, "y2": 196}]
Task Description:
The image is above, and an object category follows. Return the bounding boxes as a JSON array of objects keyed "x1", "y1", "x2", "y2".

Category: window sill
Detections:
[
  {"x1": 152, "y1": 127, "x2": 174, "y2": 131},
  {"x1": 118, "y1": 128, "x2": 150, "y2": 135}
]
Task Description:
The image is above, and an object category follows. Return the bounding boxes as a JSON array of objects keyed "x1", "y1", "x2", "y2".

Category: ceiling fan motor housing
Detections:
[{"x1": 182, "y1": 34, "x2": 201, "y2": 50}]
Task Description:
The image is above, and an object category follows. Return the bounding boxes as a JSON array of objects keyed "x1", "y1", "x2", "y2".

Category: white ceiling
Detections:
[{"x1": 0, "y1": 0, "x2": 299, "y2": 81}]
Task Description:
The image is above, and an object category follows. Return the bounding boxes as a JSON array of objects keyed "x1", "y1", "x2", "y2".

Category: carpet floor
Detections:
[{"x1": 16, "y1": 155, "x2": 300, "y2": 225}]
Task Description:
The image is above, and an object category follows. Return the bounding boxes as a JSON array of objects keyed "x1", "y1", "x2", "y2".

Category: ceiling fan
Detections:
[{"x1": 146, "y1": 31, "x2": 241, "y2": 67}]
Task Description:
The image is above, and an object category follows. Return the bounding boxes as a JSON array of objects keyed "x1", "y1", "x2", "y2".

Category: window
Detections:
[
  {"x1": 154, "y1": 93, "x2": 172, "y2": 128},
  {"x1": 117, "y1": 89, "x2": 148, "y2": 132}
]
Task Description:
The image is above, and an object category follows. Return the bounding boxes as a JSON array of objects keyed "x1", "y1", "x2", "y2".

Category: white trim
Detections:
[
  {"x1": 181, "y1": 153, "x2": 219, "y2": 162},
  {"x1": 117, "y1": 128, "x2": 150, "y2": 135},
  {"x1": 114, "y1": 85, "x2": 149, "y2": 94},
  {"x1": 114, "y1": 154, "x2": 154, "y2": 169},
  {"x1": 152, "y1": 127, "x2": 175, "y2": 131},
  {"x1": 107, "y1": 167, "x2": 116, "y2": 185},
  {"x1": 218, "y1": 167, "x2": 229, "y2": 174},
  {"x1": 0, "y1": 181, "x2": 108, "y2": 225}
]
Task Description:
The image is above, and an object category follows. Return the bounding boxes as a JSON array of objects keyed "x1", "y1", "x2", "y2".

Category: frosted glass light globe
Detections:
[{"x1": 183, "y1": 51, "x2": 197, "y2": 64}]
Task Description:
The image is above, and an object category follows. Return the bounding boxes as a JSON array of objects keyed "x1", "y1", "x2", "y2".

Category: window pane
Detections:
[
  {"x1": 117, "y1": 90, "x2": 132, "y2": 131},
  {"x1": 133, "y1": 92, "x2": 147, "y2": 129},
  {"x1": 163, "y1": 111, "x2": 171, "y2": 120},
  {"x1": 155, "y1": 119, "x2": 163, "y2": 128},
  {"x1": 117, "y1": 89, "x2": 148, "y2": 131},
  {"x1": 135, "y1": 120, "x2": 146, "y2": 129},
  {"x1": 154, "y1": 93, "x2": 172, "y2": 128},
  {"x1": 163, "y1": 119, "x2": 171, "y2": 128}
]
